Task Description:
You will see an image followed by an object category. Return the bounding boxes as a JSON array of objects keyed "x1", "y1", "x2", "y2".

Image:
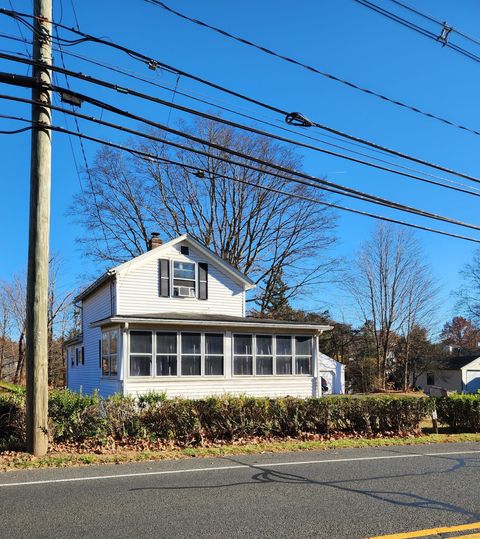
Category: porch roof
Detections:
[{"x1": 91, "y1": 312, "x2": 333, "y2": 332}]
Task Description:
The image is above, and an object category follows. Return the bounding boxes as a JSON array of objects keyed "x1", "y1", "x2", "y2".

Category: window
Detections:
[
  {"x1": 295, "y1": 336, "x2": 312, "y2": 375},
  {"x1": 75, "y1": 348, "x2": 79, "y2": 366},
  {"x1": 180, "y1": 246, "x2": 189, "y2": 255},
  {"x1": 130, "y1": 331, "x2": 151, "y2": 376},
  {"x1": 173, "y1": 261, "x2": 196, "y2": 297},
  {"x1": 426, "y1": 372, "x2": 435, "y2": 385},
  {"x1": 256, "y1": 335, "x2": 273, "y2": 375},
  {"x1": 181, "y1": 333, "x2": 201, "y2": 375},
  {"x1": 276, "y1": 336, "x2": 292, "y2": 375},
  {"x1": 156, "y1": 332, "x2": 177, "y2": 376},
  {"x1": 129, "y1": 331, "x2": 225, "y2": 377},
  {"x1": 234, "y1": 334, "x2": 253, "y2": 375},
  {"x1": 205, "y1": 333, "x2": 224, "y2": 375},
  {"x1": 102, "y1": 330, "x2": 118, "y2": 376}
]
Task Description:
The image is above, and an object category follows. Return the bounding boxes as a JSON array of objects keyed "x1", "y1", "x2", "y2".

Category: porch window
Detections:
[
  {"x1": 102, "y1": 330, "x2": 118, "y2": 376},
  {"x1": 156, "y1": 332, "x2": 177, "y2": 376},
  {"x1": 295, "y1": 336, "x2": 312, "y2": 375},
  {"x1": 130, "y1": 331, "x2": 152, "y2": 376},
  {"x1": 173, "y1": 261, "x2": 196, "y2": 297},
  {"x1": 181, "y1": 333, "x2": 201, "y2": 375},
  {"x1": 205, "y1": 333, "x2": 224, "y2": 375},
  {"x1": 276, "y1": 336, "x2": 292, "y2": 375},
  {"x1": 256, "y1": 335, "x2": 273, "y2": 375},
  {"x1": 234, "y1": 334, "x2": 253, "y2": 375}
]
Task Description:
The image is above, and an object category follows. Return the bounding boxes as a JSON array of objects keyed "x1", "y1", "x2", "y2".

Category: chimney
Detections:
[{"x1": 148, "y1": 232, "x2": 162, "y2": 251}]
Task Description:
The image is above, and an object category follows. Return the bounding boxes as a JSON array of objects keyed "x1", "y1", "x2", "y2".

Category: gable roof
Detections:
[
  {"x1": 430, "y1": 355, "x2": 480, "y2": 370},
  {"x1": 75, "y1": 234, "x2": 255, "y2": 301}
]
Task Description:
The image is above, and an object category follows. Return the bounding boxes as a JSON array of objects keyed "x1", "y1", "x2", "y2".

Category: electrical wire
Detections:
[
  {"x1": 2, "y1": 111, "x2": 479, "y2": 245},
  {"x1": 2, "y1": 90, "x2": 480, "y2": 236},
  {"x1": 2, "y1": 51, "x2": 480, "y2": 197},
  {"x1": 142, "y1": 0, "x2": 480, "y2": 139},
  {"x1": 354, "y1": 0, "x2": 480, "y2": 64},
  {"x1": 1, "y1": 8, "x2": 479, "y2": 184}
]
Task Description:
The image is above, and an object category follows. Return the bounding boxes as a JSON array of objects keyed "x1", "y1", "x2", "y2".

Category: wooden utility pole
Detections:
[{"x1": 25, "y1": 0, "x2": 52, "y2": 456}]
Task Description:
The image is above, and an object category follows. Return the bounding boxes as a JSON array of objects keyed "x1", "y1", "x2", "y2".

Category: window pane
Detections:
[
  {"x1": 256, "y1": 356, "x2": 273, "y2": 375},
  {"x1": 156, "y1": 355, "x2": 177, "y2": 376},
  {"x1": 182, "y1": 333, "x2": 201, "y2": 355},
  {"x1": 156, "y1": 332, "x2": 177, "y2": 354},
  {"x1": 234, "y1": 356, "x2": 253, "y2": 375},
  {"x1": 130, "y1": 331, "x2": 152, "y2": 354},
  {"x1": 276, "y1": 356, "x2": 292, "y2": 375},
  {"x1": 276, "y1": 336, "x2": 292, "y2": 356},
  {"x1": 102, "y1": 332, "x2": 109, "y2": 357},
  {"x1": 173, "y1": 261, "x2": 195, "y2": 280},
  {"x1": 109, "y1": 331, "x2": 118, "y2": 355},
  {"x1": 181, "y1": 355, "x2": 201, "y2": 376},
  {"x1": 130, "y1": 355, "x2": 151, "y2": 376},
  {"x1": 295, "y1": 336, "x2": 312, "y2": 356},
  {"x1": 234, "y1": 335, "x2": 252, "y2": 355},
  {"x1": 205, "y1": 356, "x2": 224, "y2": 376},
  {"x1": 295, "y1": 357, "x2": 312, "y2": 375},
  {"x1": 256, "y1": 335, "x2": 272, "y2": 356},
  {"x1": 205, "y1": 334, "x2": 223, "y2": 355},
  {"x1": 102, "y1": 356, "x2": 109, "y2": 376},
  {"x1": 110, "y1": 354, "x2": 117, "y2": 376}
]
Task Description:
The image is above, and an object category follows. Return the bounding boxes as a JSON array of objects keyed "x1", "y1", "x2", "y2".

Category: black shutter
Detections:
[
  {"x1": 98, "y1": 340, "x2": 102, "y2": 369},
  {"x1": 199, "y1": 263, "x2": 208, "y2": 300},
  {"x1": 159, "y1": 259, "x2": 170, "y2": 297},
  {"x1": 81, "y1": 346, "x2": 85, "y2": 365}
]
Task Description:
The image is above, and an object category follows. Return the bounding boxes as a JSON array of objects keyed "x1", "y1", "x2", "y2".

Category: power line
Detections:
[
  {"x1": 354, "y1": 0, "x2": 480, "y2": 64},
  {"x1": 142, "y1": 0, "x2": 480, "y2": 140},
  {"x1": 2, "y1": 51, "x2": 480, "y2": 196},
  {"x1": 1, "y1": 9, "x2": 479, "y2": 184},
  {"x1": 2, "y1": 112, "x2": 480, "y2": 245},
  {"x1": 2, "y1": 90, "x2": 480, "y2": 236}
]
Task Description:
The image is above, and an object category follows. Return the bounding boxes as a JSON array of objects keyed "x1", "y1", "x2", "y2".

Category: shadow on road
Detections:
[{"x1": 129, "y1": 453, "x2": 480, "y2": 522}]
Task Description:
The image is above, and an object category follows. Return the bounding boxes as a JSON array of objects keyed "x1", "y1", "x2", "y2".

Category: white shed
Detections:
[
  {"x1": 317, "y1": 352, "x2": 345, "y2": 394},
  {"x1": 415, "y1": 355, "x2": 480, "y2": 394}
]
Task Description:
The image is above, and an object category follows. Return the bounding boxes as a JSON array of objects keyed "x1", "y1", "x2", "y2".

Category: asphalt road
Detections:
[{"x1": 1, "y1": 442, "x2": 480, "y2": 539}]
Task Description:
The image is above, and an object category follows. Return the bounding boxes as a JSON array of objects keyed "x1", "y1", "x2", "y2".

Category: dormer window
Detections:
[{"x1": 173, "y1": 261, "x2": 196, "y2": 297}]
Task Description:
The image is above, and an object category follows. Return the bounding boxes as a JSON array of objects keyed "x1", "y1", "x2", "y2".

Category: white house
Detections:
[
  {"x1": 66, "y1": 233, "x2": 335, "y2": 399},
  {"x1": 415, "y1": 355, "x2": 480, "y2": 394}
]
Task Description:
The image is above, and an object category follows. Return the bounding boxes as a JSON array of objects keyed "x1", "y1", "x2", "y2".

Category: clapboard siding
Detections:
[
  {"x1": 125, "y1": 377, "x2": 315, "y2": 399},
  {"x1": 67, "y1": 282, "x2": 122, "y2": 396},
  {"x1": 117, "y1": 242, "x2": 244, "y2": 316}
]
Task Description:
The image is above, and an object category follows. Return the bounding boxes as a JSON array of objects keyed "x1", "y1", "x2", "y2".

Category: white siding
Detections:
[
  {"x1": 116, "y1": 242, "x2": 244, "y2": 317},
  {"x1": 67, "y1": 282, "x2": 122, "y2": 397},
  {"x1": 416, "y1": 369, "x2": 463, "y2": 393},
  {"x1": 125, "y1": 377, "x2": 315, "y2": 399}
]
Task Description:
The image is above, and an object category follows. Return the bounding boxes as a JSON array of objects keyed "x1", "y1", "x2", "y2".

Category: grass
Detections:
[
  {"x1": 0, "y1": 381, "x2": 23, "y2": 395},
  {"x1": 2, "y1": 432, "x2": 480, "y2": 472}
]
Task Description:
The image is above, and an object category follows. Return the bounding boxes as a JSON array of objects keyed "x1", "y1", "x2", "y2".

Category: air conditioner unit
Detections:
[{"x1": 175, "y1": 286, "x2": 195, "y2": 298}]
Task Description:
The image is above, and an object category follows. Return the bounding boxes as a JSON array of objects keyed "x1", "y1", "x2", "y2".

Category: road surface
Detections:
[{"x1": 1, "y1": 442, "x2": 480, "y2": 538}]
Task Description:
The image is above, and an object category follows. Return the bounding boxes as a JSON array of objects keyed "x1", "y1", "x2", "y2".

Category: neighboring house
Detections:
[
  {"x1": 415, "y1": 355, "x2": 480, "y2": 394},
  {"x1": 66, "y1": 233, "x2": 333, "y2": 399},
  {"x1": 318, "y1": 352, "x2": 345, "y2": 394}
]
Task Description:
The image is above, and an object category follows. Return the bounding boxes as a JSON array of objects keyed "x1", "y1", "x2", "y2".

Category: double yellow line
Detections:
[{"x1": 369, "y1": 521, "x2": 480, "y2": 539}]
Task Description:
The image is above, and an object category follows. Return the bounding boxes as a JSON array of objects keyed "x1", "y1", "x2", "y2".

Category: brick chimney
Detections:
[{"x1": 148, "y1": 232, "x2": 162, "y2": 251}]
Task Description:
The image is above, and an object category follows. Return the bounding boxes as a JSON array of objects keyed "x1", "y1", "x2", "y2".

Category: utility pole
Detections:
[{"x1": 25, "y1": 0, "x2": 52, "y2": 456}]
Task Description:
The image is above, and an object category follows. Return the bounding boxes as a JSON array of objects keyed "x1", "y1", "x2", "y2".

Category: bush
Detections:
[
  {"x1": 0, "y1": 393, "x2": 25, "y2": 451},
  {"x1": 436, "y1": 393, "x2": 480, "y2": 432},
  {"x1": 0, "y1": 391, "x2": 432, "y2": 452}
]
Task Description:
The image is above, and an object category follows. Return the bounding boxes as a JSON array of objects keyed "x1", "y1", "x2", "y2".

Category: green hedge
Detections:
[
  {"x1": 0, "y1": 391, "x2": 432, "y2": 451},
  {"x1": 436, "y1": 393, "x2": 480, "y2": 432}
]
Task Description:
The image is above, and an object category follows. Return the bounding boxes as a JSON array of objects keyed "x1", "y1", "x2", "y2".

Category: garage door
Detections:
[{"x1": 466, "y1": 370, "x2": 480, "y2": 393}]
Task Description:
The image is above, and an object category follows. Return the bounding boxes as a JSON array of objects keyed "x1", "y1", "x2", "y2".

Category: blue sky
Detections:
[{"x1": 1, "y1": 0, "x2": 480, "y2": 329}]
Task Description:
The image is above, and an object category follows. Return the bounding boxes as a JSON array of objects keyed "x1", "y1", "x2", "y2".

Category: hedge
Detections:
[
  {"x1": 0, "y1": 391, "x2": 432, "y2": 451},
  {"x1": 436, "y1": 393, "x2": 480, "y2": 432}
]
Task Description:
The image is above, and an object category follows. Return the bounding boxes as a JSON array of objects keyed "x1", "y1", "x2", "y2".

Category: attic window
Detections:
[
  {"x1": 173, "y1": 261, "x2": 196, "y2": 297},
  {"x1": 180, "y1": 246, "x2": 189, "y2": 255}
]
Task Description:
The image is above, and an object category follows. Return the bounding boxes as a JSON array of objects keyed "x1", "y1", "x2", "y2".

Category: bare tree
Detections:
[
  {"x1": 71, "y1": 118, "x2": 338, "y2": 307},
  {"x1": 457, "y1": 250, "x2": 480, "y2": 323},
  {"x1": 347, "y1": 224, "x2": 439, "y2": 390},
  {"x1": 2, "y1": 274, "x2": 26, "y2": 384}
]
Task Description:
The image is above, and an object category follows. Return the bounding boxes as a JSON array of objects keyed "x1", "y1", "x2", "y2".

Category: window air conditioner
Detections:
[{"x1": 176, "y1": 286, "x2": 195, "y2": 297}]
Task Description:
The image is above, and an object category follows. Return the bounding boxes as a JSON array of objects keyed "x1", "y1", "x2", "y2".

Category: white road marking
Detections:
[{"x1": 1, "y1": 448, "x2": 479, "y2": 488}]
